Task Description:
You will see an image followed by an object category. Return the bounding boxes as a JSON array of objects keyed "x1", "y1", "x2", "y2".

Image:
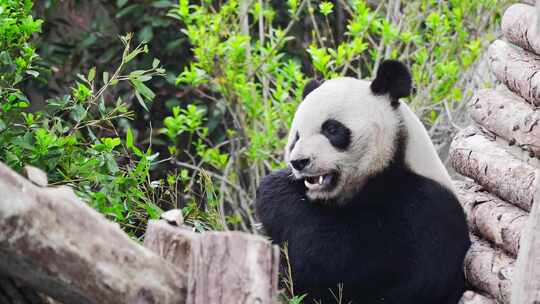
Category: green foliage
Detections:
[
  {"x1": 0, "y1": 0, "x2": 42, "y2": 112},
  {"x1": 163, "y1": 0, "x2": 508, "y2": 234},
  {"x1": 0, "y1": 32, "x2": 166, "y2": 236},
  {"x1": 287, "y1": 295, "x2": 307, "y2": 304}
]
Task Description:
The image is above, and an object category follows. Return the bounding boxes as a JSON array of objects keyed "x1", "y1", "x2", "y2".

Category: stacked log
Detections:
[{"x1": 453, "y1": 2, "x2": 540, "y2": 303}]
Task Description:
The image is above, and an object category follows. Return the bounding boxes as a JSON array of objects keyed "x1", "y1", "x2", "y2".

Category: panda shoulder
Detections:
[{"x1": 408, "y1": 174, "x2": 462, "y2": 216}]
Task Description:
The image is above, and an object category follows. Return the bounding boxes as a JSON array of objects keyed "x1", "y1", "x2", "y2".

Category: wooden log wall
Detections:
[{"x1": 454, "y1": 1, "x2": 540, "y2": 303}]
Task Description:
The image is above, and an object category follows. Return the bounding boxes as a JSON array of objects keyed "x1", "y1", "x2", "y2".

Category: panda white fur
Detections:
[{"x1": 255, "y1": 60, "x2": 470, "y2": 304}]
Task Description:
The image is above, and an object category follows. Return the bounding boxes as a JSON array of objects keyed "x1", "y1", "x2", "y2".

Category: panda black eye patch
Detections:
[
  {"x1": 289, "y1": 131, "x2": 299, "y2": 152},
  {"x1": 321, "y1": 119, "x2": 351, "y2": 150}
]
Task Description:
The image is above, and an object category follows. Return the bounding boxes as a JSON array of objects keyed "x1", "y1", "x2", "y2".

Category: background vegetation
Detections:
[{"x1": 0, "y1": 0, "x2": 509, "y2": 299}]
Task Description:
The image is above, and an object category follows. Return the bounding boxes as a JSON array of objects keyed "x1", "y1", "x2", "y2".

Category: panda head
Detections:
[{"x1": 285, "y1": 60, "x2": 412, "y2": 203}]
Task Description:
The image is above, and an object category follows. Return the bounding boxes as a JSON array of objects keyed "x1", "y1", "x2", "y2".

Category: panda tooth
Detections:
[{"x1": 318, "y1": 175, "x2": 324, "y2": 185}]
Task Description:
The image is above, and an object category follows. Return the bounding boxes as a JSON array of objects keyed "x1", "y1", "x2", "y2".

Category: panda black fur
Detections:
[{"x1": 255, "y1": 60, "x2": 470, "y2": 304}]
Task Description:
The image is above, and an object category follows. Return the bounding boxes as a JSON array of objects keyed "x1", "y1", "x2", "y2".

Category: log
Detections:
[
  {"x1": 0, "y1": 162, "x2": 186, "y2": 304},
  {"x1": 450, "y1": 126, "x2": 538, "y2": 211},
  {"x1": 144, "y1": 220, "x2": 280, "y2": 304},
  {"x1": 502, "y1": 4, "x2": 540, "y2": 55},
  {"x1": 0, "y1": 275, "x2": 52, "y2": 304},
  {"x1": 455, "y1": 181, "x2": 527, "y2": 257},
  {"x1": 470, "y1": 89, "x2": 540, "y2": 157},
  {"x1": 511, "y1": 171, "x2": 540, "y2": 303},
  {"x1": 488, "y1": 39, "x2": 540, "y2": 106},
  {"x1": 144, "y1": 220, "x2": 197, "y2": 274},
  {"x1": 459, "y1": 291, "x2": 496, "y2": 304},
  {"x1": 465, "y1": 236, "x2": 515, "y2": 304}
]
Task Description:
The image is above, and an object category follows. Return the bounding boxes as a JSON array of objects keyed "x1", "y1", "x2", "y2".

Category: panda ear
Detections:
[
  {"x1": 302, "y1": 79, "x2": 323, "y2": 99},
  {"x1": 370, "y1": 60, "x2": 412, "y2": 102}
]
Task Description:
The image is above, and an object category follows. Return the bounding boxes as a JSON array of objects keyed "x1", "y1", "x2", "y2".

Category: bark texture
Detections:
[
  {"x1": 144, "y1": 220, "x2": 280, "y2": 304},
  {"x1": 0, "y1": 275, "x2": 54, "y2": 304},
  {"x1": 0, "y1": 162, "x2": 186, "y2": 304},
  {"x1": 450, "y1": 127, "x2": 537, "y2": 211},
  {"x1": 455, "y1": 181, "x2": 527, "y2": 257},
  {"x1": 511, "y1": 175, "x2": 540, "y2": 303},
  {"x1": 470, "y1": 89, "x2": 540, "y2": 157},
  {"x1": 459, "y1": 291, "x2": 496, "y2": 304},
  {"x1": 189, "y1": 232, "x2": 279, "y2": 304},
  {"x1": 144, "y1": 220, "x2": 197, "y2": 274},
  {"x1": 502, "y1": 4, "x2": 540, "y2": 55},
  {"x1": 488, "y1": 39, "x2": 540, "y2": 106},
  {"x1": 465, "y1": 236, "x2": 515, "y2": 304}
]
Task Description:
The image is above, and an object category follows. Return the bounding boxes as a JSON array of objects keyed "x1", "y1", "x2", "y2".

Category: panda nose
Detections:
[{"x1": 290, "y1": 158, "x2": 310, "y2": 171}]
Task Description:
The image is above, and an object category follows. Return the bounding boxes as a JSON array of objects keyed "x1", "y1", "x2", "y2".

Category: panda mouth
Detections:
[{"x1": 303, "y1": 172, "x2": 338, "y2": 190}]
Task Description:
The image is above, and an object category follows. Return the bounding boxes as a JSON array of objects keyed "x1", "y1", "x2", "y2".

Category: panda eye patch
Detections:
[
  {"x1": 289, "y1": 131, "x2": 300, "y2": 152},
  {"x1": 321, "y1": 119, "x2": 351, "y2": 150}
]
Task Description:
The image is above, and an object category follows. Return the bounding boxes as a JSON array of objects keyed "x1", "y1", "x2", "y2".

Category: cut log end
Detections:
[
  {"x1": 144, "y1": 220, "x2": 280, "y2": 304},
  {"x1": 502, "y1": 4, "x2": 540, "y2": 55},
  {"x1": 456, "y1": 180, "x2": 527, "y2": 257},
  {"x1": 470, "y1": 88, "x2": 540, "y2": 158},
  {"x1": 465, "y1": 236, "x2": 515, "y2": 304},
  {"x1": 450, "y1": 126, "x2": 537, "y2": 211},
  {"x1": 488, "y1": 39, "x2": 540, "y2": 106}
]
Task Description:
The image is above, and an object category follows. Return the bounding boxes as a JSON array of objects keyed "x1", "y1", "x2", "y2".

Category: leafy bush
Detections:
[
  {"x1": 0, "y1": 31, "x2": 167, "y2": 236},
  {"x1": 0, "y1": 0, "x2": 42, "y2": 115}
]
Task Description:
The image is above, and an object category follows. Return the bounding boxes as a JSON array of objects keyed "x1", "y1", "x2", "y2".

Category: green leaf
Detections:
[
  {"x1": 138, "y1": 75, "x2": 152, "y2": 82},
  {"x1": 116, "y1": 0, "x2": 128, "y2": 7},
  {"x1": 129, "y1": 70, "x2": 146, "y2": 78},
  {"x1": 151, "y1": 0, "x2": 173, "y2": 8},
  {"x1": 138, "y1": 25, "x2": 154, "y2": 43},
  {"x1": 26, "y1": 70, "x2": 39, "y2": 77},
  {"x1": 126, "y1": 128, "x2": 134, "y2": 149},
  {"x1": 131, "y1": 79, "x2": 155, "y2": 101},
  {"x1": 88, "y1": 67, "x2": 96, "y2": 82},
  {"x1": 116, "y1": 4, "x2": 139, "y2": 18},
  {"x1": 134, "y1": 90, "x2": 149, "y2": 112},
  {"x1": 152, "y1": 58, "x2": 160, "y2": 69},
  {"x1": 319, "y1": 2, "x2": 334, "y2": 16}
]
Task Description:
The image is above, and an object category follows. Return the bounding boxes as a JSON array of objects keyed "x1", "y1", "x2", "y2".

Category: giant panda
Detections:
[{"x1": 255, "y1": 60, "x2": 470, "y2": 304}]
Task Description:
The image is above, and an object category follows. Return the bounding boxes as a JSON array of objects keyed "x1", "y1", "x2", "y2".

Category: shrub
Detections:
[
  {"x1": 0, "y1": 31, "x2": 166, "y2": 236},
  {"x1": 0, "y1": 0, "x2": 42, "y2": 115}
]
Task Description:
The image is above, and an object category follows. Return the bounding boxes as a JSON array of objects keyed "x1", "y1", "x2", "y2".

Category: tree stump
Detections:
[{"x1": 144, "y1": 220, "x2": 280, "y2": 304}]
